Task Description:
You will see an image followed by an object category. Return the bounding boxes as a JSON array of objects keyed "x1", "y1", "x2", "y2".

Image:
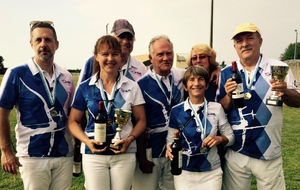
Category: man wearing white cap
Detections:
[{"x1": 216, "y1": 23, "x2": 300, "y2": 190}]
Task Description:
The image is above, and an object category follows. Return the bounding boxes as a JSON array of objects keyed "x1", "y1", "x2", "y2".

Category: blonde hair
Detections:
[{"x1": 186, "y1": 44, "x2": 219, "y2": 74}]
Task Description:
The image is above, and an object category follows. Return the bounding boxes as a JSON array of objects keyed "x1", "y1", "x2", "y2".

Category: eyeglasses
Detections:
[
  {"x1": 29, "y1": 20, "x2": 54, "y2": 28},
  {"x1": 191, "y1": 55, "x2": 208, "y2": 61}
]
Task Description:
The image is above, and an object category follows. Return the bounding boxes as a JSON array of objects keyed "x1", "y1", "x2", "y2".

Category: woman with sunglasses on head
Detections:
[{"x1": 68, "y1": 35, "x2": 146, "y2": 190}]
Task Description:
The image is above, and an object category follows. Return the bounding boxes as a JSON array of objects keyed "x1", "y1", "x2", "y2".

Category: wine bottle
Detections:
[
  {"x1": 171, "y1": 130, "x2": 182, "y2": 175},
  {"x1": 231, "y1": 61, "x2": 245, "y2": 108},
  {"x1": 94, "y1": 101, "x2": 107, "y2": 149},
  {"x1": 145, "y1": 131, "x2": 152, "y2": 162},
  {"x1": 73, "y1": 141, "x2": 82, "y2": 177}
]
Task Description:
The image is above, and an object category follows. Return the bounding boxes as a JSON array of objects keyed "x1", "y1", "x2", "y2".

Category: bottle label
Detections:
[
  {"x1": 146, "y1": 148, "x2": 153, "y2": 162},
  {"x1": 178, "y1": 150, "x2": 182, "y2": 168},
  {"x1": 73, "y1": 161, "x2": 81, "y2": 173},
  {"x1": 94, "y1": 123, "x2": 106, "y2": 142},
  {"x1": 232, "y1": 83, "x2": 244, "y2": 99}
]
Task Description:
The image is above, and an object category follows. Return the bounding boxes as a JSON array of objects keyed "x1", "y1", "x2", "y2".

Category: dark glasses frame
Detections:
[
  {"x1": 29, "y1": 20, "x2": 54, "y2": 28},
  {"x1": 191, "y1": 55, "x2": 208, "y2": 61}
]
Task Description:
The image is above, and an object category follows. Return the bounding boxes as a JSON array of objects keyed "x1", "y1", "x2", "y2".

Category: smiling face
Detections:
[
  {"x1": 182, "y1": 66, "x2": 209, "y2": 102},
  {"x1": 233, "y1": 32, "x2": 262, "y2": 63},
  {"x1": 184, "y1": 74, "x2": 208, "y2": 99},
  {"x1": 114, "y1": 32, "x2": 134, "y2": 62},
  {"x1": 95, "y1": 45, "x2": 121, "y2": 75}
]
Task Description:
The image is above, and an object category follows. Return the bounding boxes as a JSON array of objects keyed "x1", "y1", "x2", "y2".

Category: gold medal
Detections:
[
  {"x1": 50, "y1": 108, "x2": 58, "y2": 117},
  {"x1": 107, "y1": 117, "x2": 113, "y2": 127},
  {"x1": 244, "y1": 92, "x2": 252, "y2": 100},
  {"x1": 200, "y1": 147, "x2": 208, "y2": 154}
]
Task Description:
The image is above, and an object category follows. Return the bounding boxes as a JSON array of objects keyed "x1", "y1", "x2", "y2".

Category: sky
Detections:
[{"x1": 1, "y1": 0, "x2": 300, "y2": 69}]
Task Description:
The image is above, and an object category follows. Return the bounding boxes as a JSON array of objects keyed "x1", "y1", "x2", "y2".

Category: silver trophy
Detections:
[
  {"x1": 110, "y1": 108, "x2": 132, "y2": 150},
  {"x1": 266, "y1": 65, "x2": 289, "y2": 106}
]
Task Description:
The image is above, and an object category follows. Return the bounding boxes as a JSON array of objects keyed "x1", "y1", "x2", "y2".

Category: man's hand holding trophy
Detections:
[{"x1": 266, "y1": 65, "x2": 289, "y2": 106}]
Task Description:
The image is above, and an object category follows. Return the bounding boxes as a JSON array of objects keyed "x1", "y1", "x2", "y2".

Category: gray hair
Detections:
[{"x1": 148, "y1": 35, "x2": 173, "y2": 56}]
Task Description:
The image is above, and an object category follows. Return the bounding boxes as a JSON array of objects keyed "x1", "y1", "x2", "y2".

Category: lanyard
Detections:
[
  {"x1": 242, "y1": 55, "x2": 262, "y2": 92},
  {"x1": 153, "y1": 70, "x2": 173, "y2": 107},
  {"x1": 33, "y1": 58, "x2": 57, "y2": 106},
  {"x1": 188, "y1": 99, "x2": 207, "y2": 141},
  {"x1": 98, "y1": 77, "x2": 118, "y2": 115},
  {"x1": 122, "y1": 56, "x2": 131, "y2": 77}
]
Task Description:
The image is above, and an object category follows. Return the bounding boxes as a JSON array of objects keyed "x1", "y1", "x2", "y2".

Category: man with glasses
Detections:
[{"x1": 0, "y1": 21, "x2": 74, "y2": 190}]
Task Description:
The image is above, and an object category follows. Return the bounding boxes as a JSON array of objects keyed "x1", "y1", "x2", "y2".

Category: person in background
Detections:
[
  {"x1": 78, "y1": 19, "x2": 147, "y2": 83},
  {"x1": 0, "y1": 21, "x2": 74, "y2": 190},
  {"x1": 166, "y1": 65, "x2": 235, "y2": 190},
  {"x1": 68, "y1": 35, "x2": 146, "y2": 190},
  {"x1": 185, "y1": 44, "x2": 220, "y2": 102},
  {"x1": 217, "y1": 23, "x2": 300, "y2": 190},
  {"x1": 132, "y1": 35, "x2": 185, "y2": 190}
]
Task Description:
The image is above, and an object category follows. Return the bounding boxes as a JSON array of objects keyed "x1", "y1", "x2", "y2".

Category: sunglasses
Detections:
[
  {"x1": 191, "y1": 55, "x2": 208, "y2": 61},
  {"x1": 29, "y1": 20, "x2": 54, "y2": 28}
]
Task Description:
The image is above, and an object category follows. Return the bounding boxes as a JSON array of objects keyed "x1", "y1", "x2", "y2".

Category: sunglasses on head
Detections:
[{"x1": 29, "y1": 20, "x2": 54, "y2": 28}]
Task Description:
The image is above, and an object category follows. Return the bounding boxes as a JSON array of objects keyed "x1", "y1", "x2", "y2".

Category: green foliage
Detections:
[
  {"x1": 280, "y1": 43, "x2": 300, "y2": 61},
  {"x1": 220, "y1": 61, "x2": 226, "y2": 68},
  {"x1": 68, "y1": 69, "x2": 81, "y2": 73}
]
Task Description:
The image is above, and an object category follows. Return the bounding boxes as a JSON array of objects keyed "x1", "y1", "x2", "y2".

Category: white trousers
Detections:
[
  {"x1": 19, "y1": 156, "x2": 73, "y2": 190},
  {"x1": 222, "y1": 149, "x2": 286, "y2": 190},
  {"x1": 174, "y1": 168, "x2": 222, "y2": 190},
  {"x1": 132, "y1": 157, "x2": 175, "y2": 190},
  {"x1": 83, "y1": 153, "x2": 136, "y2": 190}
]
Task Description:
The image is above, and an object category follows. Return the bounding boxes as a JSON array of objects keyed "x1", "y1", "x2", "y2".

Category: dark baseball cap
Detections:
[{"x1": 111, "y1": 19, "x2": 135, "y2": 36}]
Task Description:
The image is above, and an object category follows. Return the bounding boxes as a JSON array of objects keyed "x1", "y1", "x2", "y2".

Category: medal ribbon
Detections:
[
  {"x1": 33, "y1": 58, "x2": 57, "y2": 106},
  {"x1": 122, "y1": 56, "x2": 131, "y2": 77},
  {"x1": 153, "y1": 70, "x2": 173, "y2": 109},
  {"x1": 188, "y1": 99, "x2": 207, "y2": 141},
  {"x1": 242, "y1": 55, "x2": 262, "y2": 92},
  {"x1": 98, "y1": 77, "x2": 118, "y2": 115}
]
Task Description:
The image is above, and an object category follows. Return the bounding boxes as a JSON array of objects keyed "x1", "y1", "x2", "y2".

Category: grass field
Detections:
[{"x1": 0, "y1": 74, "x2": 300, "y2": 190}]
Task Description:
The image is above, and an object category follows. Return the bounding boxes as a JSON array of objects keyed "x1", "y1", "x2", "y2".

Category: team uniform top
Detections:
[
  {"x1": 216, "y1": 54, "x2": 300, "y2": 160},
  {"x1": 137, "y1": 66, "x2": 185, "y2": 158},
  {"x1": 0, "y1": 57, "x2": 75, "y2": 157},
  {"x1": 72, "y1": 73, "x2": 145, "y2": 155},
  {"x1": 78, "y1": 55, "x2": 147, "y2": 83},
  {"x1": 167, "y1": 99, "x2": 235, "y2": 172}
]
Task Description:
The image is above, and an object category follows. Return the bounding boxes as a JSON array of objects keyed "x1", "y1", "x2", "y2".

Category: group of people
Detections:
[{"x1": 0, "y1": 18, "x2": 300, "y2": 190}]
